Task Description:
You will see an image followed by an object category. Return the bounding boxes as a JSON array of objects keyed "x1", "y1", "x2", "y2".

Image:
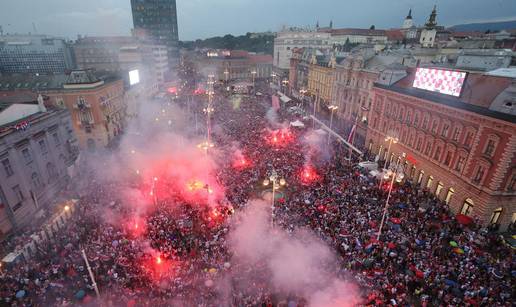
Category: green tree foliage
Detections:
[{"x1": 179, "y1": 34, "x2": 275, "y2": 54}]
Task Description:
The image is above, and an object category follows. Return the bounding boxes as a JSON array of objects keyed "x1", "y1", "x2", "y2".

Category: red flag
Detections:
[{"x1": 272, "y1": 95, "x2": 280, "y2": 110}]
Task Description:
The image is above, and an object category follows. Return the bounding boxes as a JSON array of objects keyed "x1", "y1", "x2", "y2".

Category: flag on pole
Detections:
[
  {"x1": 347, "y1": 124, "x2": 357, "y2": 143},
  {"x1": 271, "y1": 95, "x2": 280, "y2": 110}
]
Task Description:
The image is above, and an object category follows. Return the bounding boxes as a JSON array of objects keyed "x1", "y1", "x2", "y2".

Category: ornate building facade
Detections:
[{"x1": 367, "y1": 69, "x2": 516, "y2": 230}]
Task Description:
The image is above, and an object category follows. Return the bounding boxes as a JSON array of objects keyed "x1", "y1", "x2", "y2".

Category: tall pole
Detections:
[
  {"x1": 312, "y1": 90, "x2": 319, "y2": 129},
  {"x1": 81, "y1": 249, "x2": 100, "y2": 299},
  {"x1": 348, "y1": 113, "x2": 359, "y2": 164},
  {"x1": 376, "y1": 157, "x2": 402, "y2": 241},
  {"x1": 271, "y1": 179, "x2": 276, "y2": 228}
]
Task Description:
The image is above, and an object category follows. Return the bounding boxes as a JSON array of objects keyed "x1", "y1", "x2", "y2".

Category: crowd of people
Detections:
[{"x1": 0, "y1": 87, "x2": 513, "y2": 307}]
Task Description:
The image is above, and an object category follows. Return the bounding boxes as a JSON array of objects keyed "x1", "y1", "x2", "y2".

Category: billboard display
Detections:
[
  {"x1": 129, "y1": 69, "x2": 140, "y2": 86},
  {"x1": 413, "y1": 68, "x2": 466, "y2": 97}
]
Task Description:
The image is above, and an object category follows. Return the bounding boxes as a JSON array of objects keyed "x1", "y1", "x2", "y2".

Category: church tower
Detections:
[
  {"x1": 402, "y1": 9, "x2": 414, "y2": 29},
  {"x1": 420, "y1": 5, "x2": 438, "y2": 48}
]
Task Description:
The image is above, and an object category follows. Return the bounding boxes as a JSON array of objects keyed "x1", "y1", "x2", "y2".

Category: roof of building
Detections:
[
  {"x1": 323, "y1": 28, "x2": 387, "y2": 37},
  {"x1": 485, "y1": 68, "x2": 516, "y2": 78},
  {"x1": 0, "y1": 71, "x2": 119, "y2": 92},
  {"x1": 249, "y1": 54, "x2": 273, "y2": 64},
  {"x1": 386, "y1": 30, "x2": 405, "y2": 42},
  {"x1": 375, "y1": 68, "x2": 516, "y2": 123}
]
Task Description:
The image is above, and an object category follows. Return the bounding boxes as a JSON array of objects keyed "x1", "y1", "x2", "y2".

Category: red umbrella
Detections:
[
  {"x1": 455, "y1": 214, "x2": 473, "y2": 225},
  {"x1": 390, "y1": 217, "x2": 401, "y2": 224}
]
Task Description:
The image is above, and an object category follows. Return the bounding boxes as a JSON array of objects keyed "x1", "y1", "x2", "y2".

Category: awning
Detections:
[
  {"x1": 290, "y1": 120, "x2": 305, "y2": 127},
  {"x1": 280, "y1": 96, "x2": 291, "y2": 103}
]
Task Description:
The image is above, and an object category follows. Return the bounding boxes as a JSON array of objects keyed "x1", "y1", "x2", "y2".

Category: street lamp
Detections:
[
  {"x1": 376, "y1": 153, "x2": 405, "y2": 240},
  {"x1": 224, "y1": 69, "x2": 229, "y2": 83},
  {"x1": 384, "y1": 135, "x2": 399, "y2": 169},
  {"x1": 263, "y1": 170, "x2": 286, "y2": 228},
  {"x1": 327, "y1": 105, "x2": 339, "y2": 144},
  {"x1": 251, "y1": 70, "x2": 257, "y2": 90}
]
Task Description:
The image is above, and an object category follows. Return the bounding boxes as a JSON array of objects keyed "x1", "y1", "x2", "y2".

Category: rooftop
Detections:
[
  {"x1": 375, "y1": 68, "x2": 516, "y2": 123},
  {"x1": 321, "y1": 28, "x2": 387, "y2": 37}
]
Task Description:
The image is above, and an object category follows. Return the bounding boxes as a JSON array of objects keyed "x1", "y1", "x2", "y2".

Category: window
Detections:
[
  {"x1": 489, "y1": 207, "x2": 502, "y2": 225},
  {"x1": 444, "y1": 151, "x2": 452, "y2": 166},
  {"x1": 52, "y1": 133, "x2": 61, "y2": 146},
  {"x1": 484, "y1": 139, "x2": 496, "y2": 157},
  {"x1": 422, "y1": 116, "x2": 429, "y2": 130},
  {"x1": 424, "y1": 142, "x2": 432, "y2": 156},
  {"x1": 2, "y1": 158, "x2": 14, "y2": 177},
  {"x1": 426, "y1": 175, "x2": 434, "y2": 189},
  {"x1": 413, "y1": 114, "x2": 419, "y2": 127},
  {"x1": 473, "y1": 166, "x2": 485, "y2": 183},
  {"x1": 464, "y1": 131, "x2": 473, "y2": 147},
  {"x1": 12, "y1": 185, "x2": 24, "y2": 202},
  {"x1": 47, "y1": 163, "x2": 58, "y2": 181},
  {"x1": 435, "y1": 182, "x2": 444, "y2": 197},
  {"x1": 461, "y1": 198, "x2": 474, "y2": 216},
  {"x1": 431, "y1": 120, "x2": 438, "y2": 134},
  {"x1": 508, "y1": 174, "x2": 516, "y2": 191},
  {"x1": 433, "y1": 146, "x2": 441, "y2": 161},
  {"x1": 39, "y1": 139, "x2": 47, "y2": 154},
  {"x1": 455, "y1": 156, "x2": 465, "y2": 172},
  {"x1": 21, "y1": 148, "x2": 32, "y2": 164},
  {"x1": 452, "y1": 127, "x2": 461, "y2": 142},
  {"x1": 445, "y1": 188, "x2": 454, "y2": 204},
  {"x1": 416, "y1": 138, "x2": 423, "y2": 151},
  {"x1": 441, "y1": 124, "x2": 449, "y2": 138},
  {"x1": 417, "y1": 170, "x2": 424, "y2": 185},
  {"x1": 31, "y1": 172, "x2": 42, "y2": 189}
]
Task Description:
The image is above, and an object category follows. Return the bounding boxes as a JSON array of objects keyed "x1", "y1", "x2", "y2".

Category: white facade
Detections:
[
  {"x1": 420, "y1": 29, "x2": 437, "y2": 48},
  {"x1": 273, "y1": 31, "x2": 332, "y2": 70},
  {"x1": 330, "y1": 33, "x2": 388, "y2": 45}
]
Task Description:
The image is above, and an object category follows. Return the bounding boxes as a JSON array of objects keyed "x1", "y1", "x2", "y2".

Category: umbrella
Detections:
[
  {"x1": 453, "y1": 248, "x2": 465, "y2": 254},
  {"x1": 15, "y1": 290, "x2": 26, "y2": 299},
  {"x1": 75, "y1": 290, "x2": 86, "y2": 300},
  {"x1": 390, "y1": 217, "x2": 401, "y2": 224},
  {"x1": 455, "y1": 214, "x2": 473, "y2": 225},
  {"x1": 449, "y1": 241, "x2": 458, "y2": 247}
]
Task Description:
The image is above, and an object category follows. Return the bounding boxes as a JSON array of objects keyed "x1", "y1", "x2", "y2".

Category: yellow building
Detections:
[{"x1": 307, "y1": 52, "x2": 337, "y2": 106}]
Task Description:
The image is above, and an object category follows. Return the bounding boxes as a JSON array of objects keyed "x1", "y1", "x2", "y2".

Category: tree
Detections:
[{"x1": 370, "y1": 25, "x2": 376, "y2": 30}]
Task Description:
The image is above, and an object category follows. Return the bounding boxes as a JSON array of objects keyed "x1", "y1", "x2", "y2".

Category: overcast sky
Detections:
[{"x1": 1, "y1": 0, "x2": 515, "y2": 41}]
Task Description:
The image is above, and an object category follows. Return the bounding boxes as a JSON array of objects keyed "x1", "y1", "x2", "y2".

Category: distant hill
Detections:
[{"x1": 450, "y1": 20, "x2": 516, "y2": 32}]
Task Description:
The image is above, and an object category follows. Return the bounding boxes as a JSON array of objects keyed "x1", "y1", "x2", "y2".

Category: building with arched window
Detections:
[{"x1": 367, "y1": 68, "x2": 516, "y2": 231}]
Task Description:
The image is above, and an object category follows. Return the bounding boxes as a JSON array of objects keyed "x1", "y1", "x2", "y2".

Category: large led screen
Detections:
[{"x1": 413, "y1": 68, "x2": 466, "y2": 97}]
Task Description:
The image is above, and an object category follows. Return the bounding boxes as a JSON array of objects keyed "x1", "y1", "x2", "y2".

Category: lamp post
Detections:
[
  {"x1": 282, "y1": 79, "x2": 289, "y2": 95},
  {"x1": 376, "y1": 153, "x2": 405, "y2": 241},
  {"x1": 312, "y1": 89, "x2": 320, "y2": 129},
  {"x1": 224, "y1": 69, "x2": 229, "y2": 83},
  {"x1": 299, "y1": 88, "x2": 307, "y2": 107},
  {"x1": 384, "y1": 136, "x2": 399, "y2": 169},
  {"x1": 327, "y1": 105, "x2": 339, "y2": 144},
  {"x1": 251, "y1": 70, "x2": 257, "y2": 91},
  {"x1": 263, "y1": 170, "x2": 286, "y2": 228}
]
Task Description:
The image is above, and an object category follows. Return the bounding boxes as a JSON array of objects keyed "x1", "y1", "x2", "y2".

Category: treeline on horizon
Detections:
[{"x1": 180, "y1": 33, "x2": 275, "y2": 54}]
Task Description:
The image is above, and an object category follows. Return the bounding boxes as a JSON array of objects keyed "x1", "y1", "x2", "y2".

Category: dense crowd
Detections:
[{"x1": 0, "y1": 89, "x2": 513, "y2": 307}]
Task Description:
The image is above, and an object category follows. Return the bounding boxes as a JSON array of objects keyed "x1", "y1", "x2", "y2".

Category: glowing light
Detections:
[
  {"x1": 167, "y1": 87, "x2": 178, "y2": 94},
  {"x1": 300, "y1": 166, "x2": 320, "y2": 185},
  {"x1": 153, "y1": 177, "x2": 158, "y2": 182},
  {"x1": 156, "y1": 256, "x2": 162, "y2": 264},
  {"x1": 131, "y1": 149, "x2": 136, "y2": 154},
  {"x1": 64, "y1": 205, "x2": 70, "y2": 211}
]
